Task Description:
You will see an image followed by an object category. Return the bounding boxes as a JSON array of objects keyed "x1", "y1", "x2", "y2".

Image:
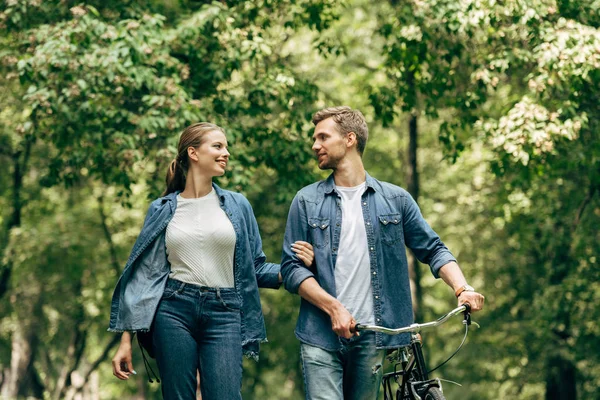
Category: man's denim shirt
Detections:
[
  {"x1": 109, "y1": 183, "x2": 280, "y2": 359},
  {"x1": 281, "y1": 172, "x2": 456, "y2": 350}
]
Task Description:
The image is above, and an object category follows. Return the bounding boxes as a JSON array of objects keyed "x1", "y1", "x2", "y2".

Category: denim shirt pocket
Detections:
[
  {"x1": 378, "y1": 213, "x2": 403, "y2": 245},
  {"x1": 308, "y1": 217, "x2": 330, "y2": 249}
]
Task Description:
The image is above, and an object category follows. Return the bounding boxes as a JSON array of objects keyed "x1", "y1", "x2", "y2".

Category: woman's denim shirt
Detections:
[
  {"x1": 109, "y1": 183, "x2": 280, "y2": 359},
  {"x1": 281, "y1": 172, "x2": 456, "y2": 351}
]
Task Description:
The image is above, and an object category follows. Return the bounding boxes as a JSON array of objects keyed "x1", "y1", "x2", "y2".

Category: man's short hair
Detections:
[{"x1": 312, "y1": 106, "x2": 369, "y2": 156}]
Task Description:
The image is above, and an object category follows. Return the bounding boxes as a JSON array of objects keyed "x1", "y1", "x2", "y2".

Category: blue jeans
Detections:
[
  {"x1": 152, "y1": 279, "x2": 242, "y2": 400},
  {"x1": 300, "y1": 332, "x2": 385, "y2": 400}
]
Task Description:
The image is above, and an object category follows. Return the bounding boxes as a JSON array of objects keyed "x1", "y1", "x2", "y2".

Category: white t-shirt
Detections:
[
  {"x1": 334, "y1": 182, "x2": 375, "y2": 325},
  {"x1": 166, "y1": 189, "x2": 236, "y2": 288}
]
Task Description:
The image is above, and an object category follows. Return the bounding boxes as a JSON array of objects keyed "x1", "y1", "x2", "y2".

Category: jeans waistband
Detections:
[{"x1": 166, "y1": 278, "x2": 236, "y2": 294}]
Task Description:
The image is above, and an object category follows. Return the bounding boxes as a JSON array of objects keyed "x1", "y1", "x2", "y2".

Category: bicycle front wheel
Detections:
[{"x1": 423, "y1": 387, "x2": 445, "y2": 400}]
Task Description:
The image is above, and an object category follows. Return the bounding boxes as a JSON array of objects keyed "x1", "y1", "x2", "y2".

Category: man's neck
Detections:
[{"x1": 332, "y1": 157, "x2": 366, "y2": 187}]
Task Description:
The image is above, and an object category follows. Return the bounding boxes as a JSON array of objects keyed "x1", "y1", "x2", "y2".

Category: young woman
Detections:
[{"x1": 109, "y1": 122, "x2": 314, "y2": 399}]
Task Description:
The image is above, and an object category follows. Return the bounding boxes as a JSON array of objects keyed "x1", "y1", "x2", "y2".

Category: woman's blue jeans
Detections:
[
  {"x1": 152, "y1": 279, "x2": 242, "y2": 400},
  {"x1": 300, "y1": 332, "x2": 385, "y2": 400}
]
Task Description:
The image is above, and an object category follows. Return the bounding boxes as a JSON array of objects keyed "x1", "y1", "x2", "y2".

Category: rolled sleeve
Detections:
[
  {"x1": 428, "y1": 252, "x2": 457, "y2": 279},
  {"x1": 281, "y1": 195, "x2": 315, "y2": 294},
  {"x1": 255, "y1": 260, "x2": 281, "y2": 289}
]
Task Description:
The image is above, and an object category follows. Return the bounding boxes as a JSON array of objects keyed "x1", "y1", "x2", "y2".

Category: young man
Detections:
[{"x1": 281, "y1": 106, "x2": 485, "y2": 400}]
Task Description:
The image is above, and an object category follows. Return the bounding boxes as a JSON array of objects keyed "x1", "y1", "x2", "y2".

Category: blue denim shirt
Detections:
[
  {"x1": 109, "y1": 183, "x2": 280, "y2": 359},
  {"x1": 281, "y1": 172, "x2": 456, "y2": 350}
]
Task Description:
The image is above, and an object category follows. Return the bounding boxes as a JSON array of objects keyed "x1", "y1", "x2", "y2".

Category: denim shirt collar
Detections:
[
  {"x1": 322, "y1": 171, "x2": 378, "y2": 195},
  {"x1": 162, "y1": 182, "x2": 227, "y2": 206}
]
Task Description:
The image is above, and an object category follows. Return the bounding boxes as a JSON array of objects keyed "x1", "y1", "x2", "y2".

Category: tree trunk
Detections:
[
  {"x1": 545, "y1": 355, "x2": 577, "y2": 400},
  {"x1": 405, "y1": 71, "x2": 423, "y2": 322},
  {"x1": 1, "y1": 313, "x2": 40, "y2": 398},
  {"x1": 0, "y1": 138, "x2": 33, "y2": 300}
]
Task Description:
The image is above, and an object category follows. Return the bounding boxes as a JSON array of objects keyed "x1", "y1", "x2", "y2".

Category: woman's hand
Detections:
[
  {"x1": 292, "y1": 241, "x2": 315, "y2": 268},
  {"x1": 112, "y1": 332, "x2": 136, "y2": 380}
]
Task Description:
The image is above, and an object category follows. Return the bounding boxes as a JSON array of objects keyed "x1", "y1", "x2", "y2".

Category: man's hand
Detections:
[
  {"x1": 458, "y1": 291, "x2": 485, "y2": 312},
  {"x1": 330, "y1": 303, "x2": 359, "y2": 339},
  {"x1": 297, "y1": 278, "x2": 358, "y2": 339}
]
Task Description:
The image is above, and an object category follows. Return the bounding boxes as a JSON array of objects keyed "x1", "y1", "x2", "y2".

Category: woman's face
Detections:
[{"x1": 191, "y1": 130, "x2": 230, "y2": 177}]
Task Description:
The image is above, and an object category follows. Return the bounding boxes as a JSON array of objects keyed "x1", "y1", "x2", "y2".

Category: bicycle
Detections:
[{"x1": 354, "y1": 304, "x2": 476, "y2": 400}]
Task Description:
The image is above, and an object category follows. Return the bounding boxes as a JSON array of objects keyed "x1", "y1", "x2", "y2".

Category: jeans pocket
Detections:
[
  {"x1": 161, "y1": 287, "x2": 180, "y2": 300},
  {"x1": 378, "y1": 213, "x2": 403, "y2": 245},
  {"x1": 217, "y1": 291, "x2": 240, "y2": 312},
  {"x1": 308, "y1": 217, "x2": 330, "y2": 249}
]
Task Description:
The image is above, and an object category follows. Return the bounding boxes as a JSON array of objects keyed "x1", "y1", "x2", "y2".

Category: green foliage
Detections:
[{"x1": 0, "y1": 0, "x2": 598, "y2": 398}]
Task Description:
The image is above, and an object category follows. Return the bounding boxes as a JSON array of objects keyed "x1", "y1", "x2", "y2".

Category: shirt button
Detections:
[
  {"x1": 321, "y1": 225, "x2": 326, "y2": 229},
  {"x1": 377, "y1": 318, "x2": 381, "y2": 322},
  {"x1": 370, "y1": 247, "x2": 374, "y2": 251},
  {"x1": 394, "y1": 219, "x2": 398, "y2": 223},
  {"x1": 375, "y1": 296, "x2": 379, "y2": 299},
  {"x1": 313, "y1": 223, "x2": 317, "y2": 227},
  {"x1": 366, "y1": 222, "x2": 370, "y2": 225},
  {"x1": 372, "y1": 271, "x2": 377, "y2": 275},
  {"x1": 363, "y1": 202, "x2": 367, "y2": 205}
]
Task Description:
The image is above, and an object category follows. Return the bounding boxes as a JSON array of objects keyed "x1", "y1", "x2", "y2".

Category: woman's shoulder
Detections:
[
  {"x1": 146, "y1": 192, "x2": 178, "y2": 214},
  {"x1": 213, "y1": 185, "x2": 250, "y2": 206}
]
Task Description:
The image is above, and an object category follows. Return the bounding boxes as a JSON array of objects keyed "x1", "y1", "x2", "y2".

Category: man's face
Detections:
[{"x1": 312, "y1": 117, "x2": 347, "y2": 170}]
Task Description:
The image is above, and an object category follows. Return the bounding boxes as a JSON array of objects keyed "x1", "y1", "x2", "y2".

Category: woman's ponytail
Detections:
[
  {"x1": 161, "y1": 122, "x2": 226, "y2": 196},
  {"x1": 163, "y1": 158, "x2": 186, "y2": 196}
]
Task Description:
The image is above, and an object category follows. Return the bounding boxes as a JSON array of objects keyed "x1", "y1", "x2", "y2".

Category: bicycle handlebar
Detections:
[{"x1": 354, "y1": 304, "x2": 471, "y2": 335}]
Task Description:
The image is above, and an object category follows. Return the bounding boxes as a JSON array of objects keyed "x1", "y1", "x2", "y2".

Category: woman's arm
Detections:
[{"x1": 111, "y1": 332, "x2": 136, "y2": 380}]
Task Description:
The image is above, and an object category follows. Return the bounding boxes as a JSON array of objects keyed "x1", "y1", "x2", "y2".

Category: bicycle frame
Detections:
[
  {"x1": 382, "y1": 333, "x2": 441, "y2": 400},
  {"x1": 355, "y1": 305, "x2": 471, "y2": 400}
]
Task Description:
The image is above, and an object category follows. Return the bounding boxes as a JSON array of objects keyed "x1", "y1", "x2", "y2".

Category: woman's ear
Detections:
[{"x1": 187, "y1": 146, "x2": 198, "y2": 162}]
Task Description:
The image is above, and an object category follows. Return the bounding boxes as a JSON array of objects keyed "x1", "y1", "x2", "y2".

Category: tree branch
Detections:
[{"x1": 573, "y1": 185, "x2": 597, "y2": 230}]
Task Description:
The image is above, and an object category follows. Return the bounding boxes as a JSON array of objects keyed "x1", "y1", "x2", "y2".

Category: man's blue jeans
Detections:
[
  {"x1": 152, "y1": 279, "x2": 242, "y2": 400},
  {"x1": 300, "y1": 332, "x2": 385, "y2": 400}
]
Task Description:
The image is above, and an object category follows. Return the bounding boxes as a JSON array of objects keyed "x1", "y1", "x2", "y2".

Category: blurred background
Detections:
[{"x1": 0, "y1": 0, "x2": 598, "y2": 399}]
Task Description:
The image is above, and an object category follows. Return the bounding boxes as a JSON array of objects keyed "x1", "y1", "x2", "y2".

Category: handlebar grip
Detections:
[
  {"x1": 462, "y1": 302, "x2": 471, "y2": 313},
  {"x1": 351, "y1": 324, "x2": 364, "y2": 333},
  {"x1": 461, "y1": 303, "x2": 472, "y2": 326}
]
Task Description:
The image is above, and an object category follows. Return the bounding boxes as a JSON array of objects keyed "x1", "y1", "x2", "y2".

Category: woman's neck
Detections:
[{"x1": 180, "y1": 170, "x2": 213, "y2": 198}]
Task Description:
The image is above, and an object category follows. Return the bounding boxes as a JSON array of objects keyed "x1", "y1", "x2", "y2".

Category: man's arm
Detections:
[
  {"x1": 438, "y1": 261, "x2": 485, "y2": 312},
  {"x1": 281, "y1": 195, "x2": 358, "y2": 338},
  {"x1": 297, "y1": 278, "x2": 358, "y2": 339},
  {"x1": 401, "y1": 192, "x2": 457, "y2": 278}
]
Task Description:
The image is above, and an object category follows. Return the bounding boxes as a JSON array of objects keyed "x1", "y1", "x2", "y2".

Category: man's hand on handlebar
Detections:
[
  {"x1": 458, "y1": 290, "x2": 485, "y2": 312},
  {"x1": 330, "y1": 303, "x2": 359, "y2": 339}
]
